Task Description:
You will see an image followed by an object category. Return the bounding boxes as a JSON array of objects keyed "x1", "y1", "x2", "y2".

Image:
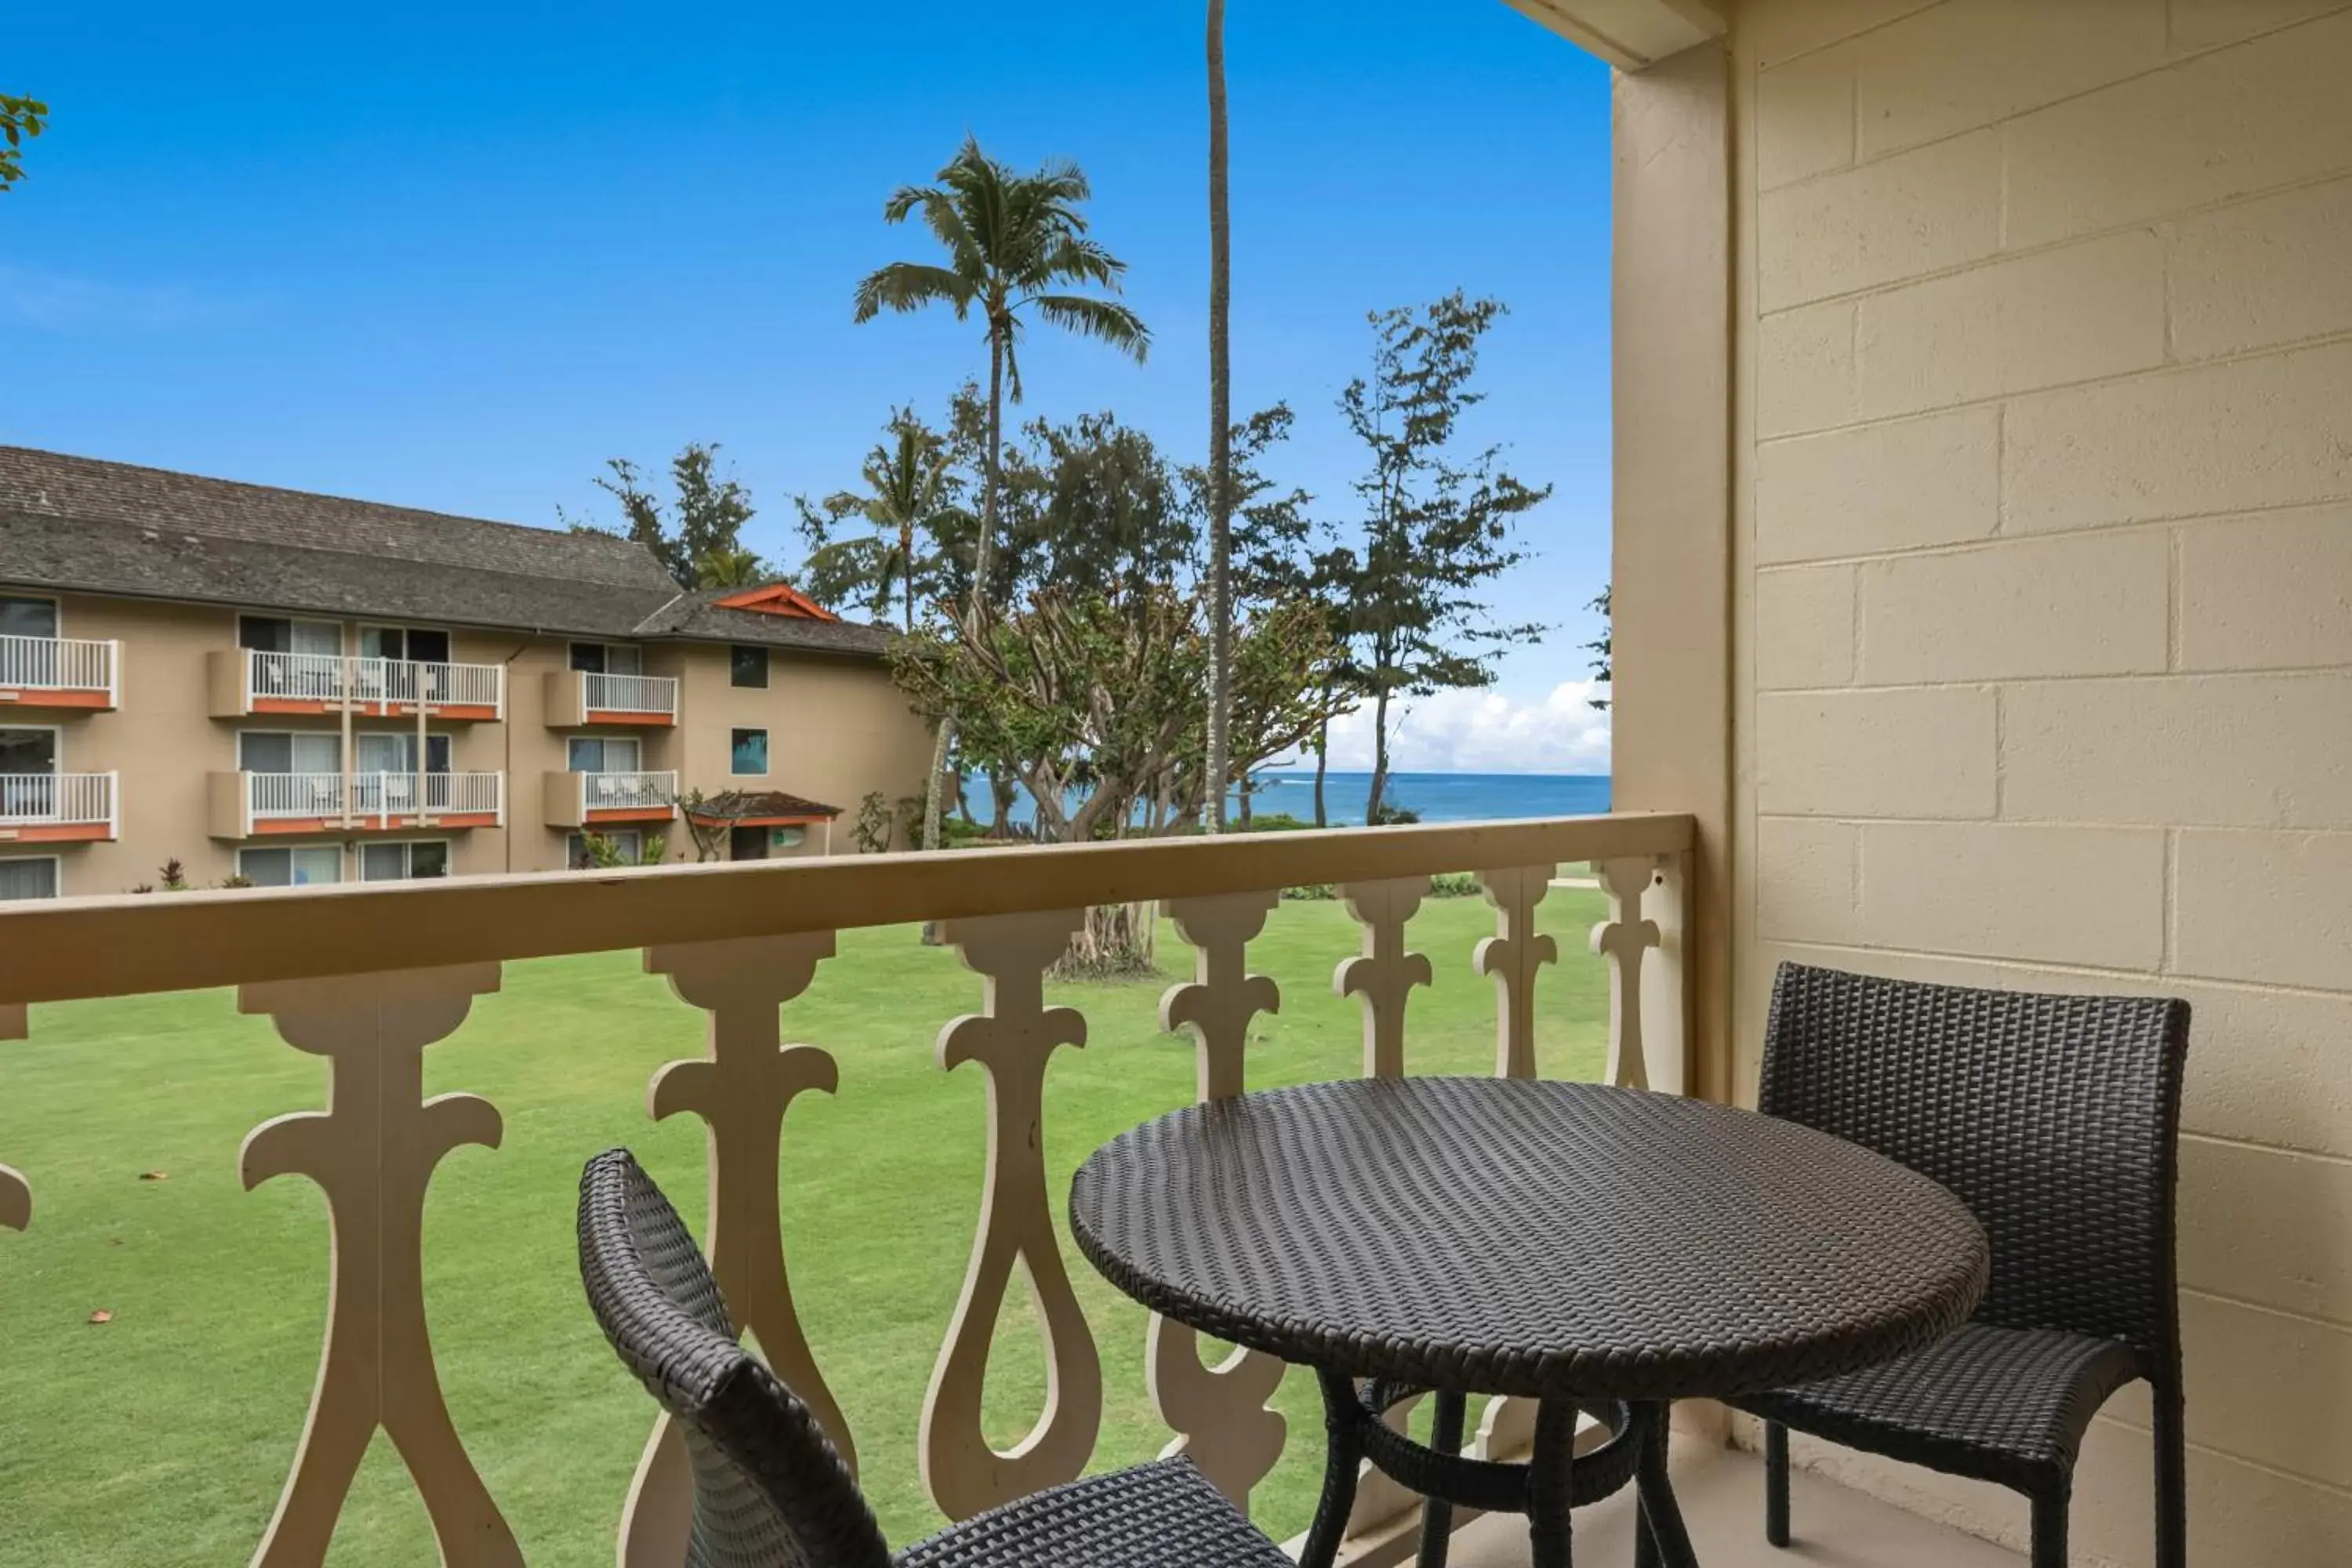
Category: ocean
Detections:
[
  {"x1": 1250, "y1": 771, "x2": 1612, "y2": 826},
  {"x1": 976, "y1": 771, "x2": 1611, "y2": 831}
]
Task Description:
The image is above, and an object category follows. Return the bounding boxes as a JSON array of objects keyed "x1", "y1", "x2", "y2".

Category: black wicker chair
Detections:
[
  {"x1": 577, "y1": 1148, "x2": 1294, "y2": 1568},
  {"x1": 1728, "y1": 964, "x2": 2190, "y2": 1568}
]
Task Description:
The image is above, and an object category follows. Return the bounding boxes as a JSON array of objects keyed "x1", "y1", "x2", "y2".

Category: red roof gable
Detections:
[{"x1": 712, "y1": 582, "x2": 840, "y2": 622}]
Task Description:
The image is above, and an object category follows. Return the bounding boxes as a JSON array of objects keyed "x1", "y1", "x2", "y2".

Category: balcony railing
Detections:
[
  {"x1": 224, "y1": 650, "x2": 506, "y2": 718},
  {"x1": 233, "y1": 770, "x2": 506, "y2": 833},
  {"x1": 0, "y1": 813, "x2": 1696, "y2": 1565},
  {"x1": 0, "y1": 772, "x2": 117, "y2": 838},
  {"x1": 583, "y1": 671, "x2": 677, "y2": 719},
  {"x1": 0, "y1": 633, "x2": 120, "y2": 708}
]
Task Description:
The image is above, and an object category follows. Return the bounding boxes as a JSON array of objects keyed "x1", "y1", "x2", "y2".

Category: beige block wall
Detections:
[
  {"x1": 1731, "y1": 2, "x2": 2352, "y2": 1562},
  {"x1": 0, "y1": 596, "x2": 927, "y2": 892}
]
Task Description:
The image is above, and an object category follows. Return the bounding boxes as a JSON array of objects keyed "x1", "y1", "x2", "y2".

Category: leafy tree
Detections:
[
  {"x1": 855, "y1": 136, "x2": 1150, "y2": 851},
  {"x1": 1204, "y1": 0, "x2": 1235, "y2": 832},
  {"x1": 1331, "y1": 292, "x2": 1550, "y2": 822},
  {"x1": 695, "y1": 546, "x2": 768, "y2": 590},
  {"x1": 571, "y1": 443, "x2": 758, "y2": 590},
  {"x1": 1584, "y1": 584, "x2": 1611, "y2": 710},
  {"x1": 852, "y1": 791, "x2": 894, "y2": 854},
  {"x1": 0, "y1": 96, "x2": 47, "y2": 195},
  {"x1": 793, "y1": 408, "x2": 964, "y2": 630},
  {"x1": 676, "y1": 791, "x2": 729, "y2": 862}
]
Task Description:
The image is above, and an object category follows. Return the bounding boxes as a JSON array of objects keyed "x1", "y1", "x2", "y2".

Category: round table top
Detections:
[{"x1": 1070, "y1": 1077, "x2": 1989, "y2": 1402}]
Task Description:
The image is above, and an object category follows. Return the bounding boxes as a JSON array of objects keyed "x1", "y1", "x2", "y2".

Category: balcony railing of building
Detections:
[
  {"x1": 231, "y1": 770, "x2": 506, "y2": 833},
  {"x1": 547, "y1": 768, "x2": 681, "y2": 829},
  {"x1": 221, "y1": 650, "x2": 506, "y2": 720},
  {"x1": 0, "y1": 812, "x2": 1696, "y2": 1567},
  {"x1": 0, "y1": 772, "x2": 118, "y2": 840},
  {"x1": 0, "y1": 633, "x2": 121, "y2": 710},
  {"x1": 546, "y1": 669, "x2": 681, "y2": 728}
]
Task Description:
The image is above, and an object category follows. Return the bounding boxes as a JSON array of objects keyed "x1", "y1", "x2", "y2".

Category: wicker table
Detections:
[{"x1": 1070, "y1": 1077, "x2": 1989, "y2": 1568}]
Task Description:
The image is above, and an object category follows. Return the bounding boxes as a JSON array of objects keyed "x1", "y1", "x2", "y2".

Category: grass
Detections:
[{"x1": 0, "y1": 891, "x2": 1610, "y2": 1564}]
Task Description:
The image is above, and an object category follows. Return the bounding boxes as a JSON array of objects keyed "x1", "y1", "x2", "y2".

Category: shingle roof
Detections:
[{"x1": 0, "y1": 446, "x2": 891, "y2": 657}]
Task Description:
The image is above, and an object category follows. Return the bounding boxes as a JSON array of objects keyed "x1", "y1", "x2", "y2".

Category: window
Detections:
[
  {"x1": 567, "y1": 735, "x2": 641, "y2": 773},
  {"x1": 0, "y1": 727, "x2": 58, "y2": 775},
  {"x1": 731, "y1": 644, "x2": 769, "y2": 689},
  {"x1": 730, "y1": 728, "x2": 768, "y2": 775},
  {"x1": 355, "y1": 732, "x2": 452, "y2": 775},
  {"x1": 0, "y1": 857, "x2": 59, "y2": 901},
  {"x1": 239, "y1": 731, "x2": 342, "y2": 775},
  {"x1": 569, "y1": 642, "x2": 643, "y2": 675},
  {"x1": 566, "y1": 829, "x2": 642, "y2": 868},
  {"x1": 239, "y1": 846, "x2": 343, "y2": 887},
  {"x1": 361, "y1": 840, "x2": 449, "y2": 882},
  {"x1": 361, "y1": 626, "x2": 452, "y2": 663},
  {"x1": 239, "y1": 615, "x2": 341, "y2": 655},
  {"x1": 0, "y1": 596, "x2": 59, "y2": 640}
]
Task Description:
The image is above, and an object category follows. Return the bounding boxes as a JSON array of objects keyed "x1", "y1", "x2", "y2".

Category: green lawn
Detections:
[{"x1": 0, "y1": 891, "x2": 1610, "y2": 1564}]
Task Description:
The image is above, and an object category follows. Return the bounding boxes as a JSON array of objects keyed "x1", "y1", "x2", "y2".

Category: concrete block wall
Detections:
[{"x1": 1733, "y1": 2, "x2": 2352, "y2": 1563}]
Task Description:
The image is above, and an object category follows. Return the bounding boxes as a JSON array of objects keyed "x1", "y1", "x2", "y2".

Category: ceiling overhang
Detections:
[{"x1": 1500, "y1": 0, "x2": 1726, "y2": 71}]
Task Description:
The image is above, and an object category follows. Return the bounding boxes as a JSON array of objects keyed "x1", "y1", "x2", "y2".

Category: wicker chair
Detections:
[
  {"x1": 1728, "y1": 964, "x2": 2190, "y2": 1568},
  {"x1": 576, "y1": 1148, "x2": 1294, "y2": 1568}
]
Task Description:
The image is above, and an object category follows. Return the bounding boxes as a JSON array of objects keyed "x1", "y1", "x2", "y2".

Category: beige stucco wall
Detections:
[
  {"x1": 1723, "y1": 2, "x2": 2352, "y2": 1562},
  {"x1": 0, "y1": 593, "x2": 928, "y2": 892}
]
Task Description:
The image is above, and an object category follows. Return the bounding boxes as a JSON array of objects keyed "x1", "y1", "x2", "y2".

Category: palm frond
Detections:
[
  {"x1": 1029, "y1": 295, "x2": 1152, "y2": 364},
  {"x1": 1024, "y1": 235, "x2": 1127, "y2": 294},
  {"x1": 854, "y1": 262, "x2": 977, "y2": 323}
]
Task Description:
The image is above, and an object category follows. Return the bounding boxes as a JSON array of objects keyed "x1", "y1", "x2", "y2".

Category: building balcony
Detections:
[
  {"x1": 543, "y1": 669, "x2": 678, "y2": 728},
  {"x1": 0, "y1": 633, "x2": 120, "y2": 713},
  {"x1": 543, "y1": 768, "x2": 679, "y2": 829},
  {"x1": 0, "y1": 815, "x2": 1713, "y2": 1564},
  {"x1": 207, "y1": 649, "x2": 506, "y2": 721},
  {"x1": 0, "y1": 771, "x2": 118, "y2": 844},
  {"x1": 205, "y1": 769, "x2": 506, "y2": 838}
]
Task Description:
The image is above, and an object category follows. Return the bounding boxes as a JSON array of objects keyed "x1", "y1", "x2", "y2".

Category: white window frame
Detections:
[
  {"x1": 238, "y1": 728, "x2": 344, "y2": 774},
  {"x1": 359, "y1": 839, "x2": 452, "y2": 882},
  {"x1": 730, "y1": 727, "x2": 770, "y2": 777},
  {"x1": 238, "y1": 844, "x2": 346, "y2": 887},
  {"x1": 239, "y1": 614, "x2": 344, "y2": 655},
  {"x1": 0, "y1": 854, "x2": 61, "y2": 901},
  {"x1": 354, "y1": 730, "x2": 456, "y2": 775},
  {"x1": 567, "y1": 735, "x2": 642, "y2": 774},
  {"x1": 0, "y1": 593, "x2": 63, "y2": 640},
  {"x1": 0, "y1": 722, "x2": 64, "y2": 773},
  {"x1": 569, "y1": 641, "x2": 644, "y2": 676}
]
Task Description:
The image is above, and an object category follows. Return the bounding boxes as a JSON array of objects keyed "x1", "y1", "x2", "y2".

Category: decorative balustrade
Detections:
[
  {"x1": 0, "y1": 813, "x2": 1696, "y2": 1566},
  {"x1": 0, "y1": 632, "x2": 118, "y2": 702}
]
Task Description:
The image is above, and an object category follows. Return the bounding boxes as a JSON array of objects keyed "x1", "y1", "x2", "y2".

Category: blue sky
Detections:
[{"x1": 5, "y1": 2, "x2": 1613, "y2": 771}]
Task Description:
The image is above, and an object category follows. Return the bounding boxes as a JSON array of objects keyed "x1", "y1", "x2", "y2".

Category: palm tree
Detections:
[
  {"x1": 693, "y1": 545, "x2": 768, "y2": 590},
  {"x1": 1204, "y1": 0, "x2": 1234, "y2": 833},
  {"x1": 797, "y1": 409, "x2": 960, "y2": 633},
  {"x1": 855, "y1": 136, "x2": 1151, "y2": 847}
]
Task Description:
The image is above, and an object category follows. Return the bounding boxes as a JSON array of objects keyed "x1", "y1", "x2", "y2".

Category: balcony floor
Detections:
[{"x1": 1449, "y1": 1436, "x2": 2023, "y2": 1568}]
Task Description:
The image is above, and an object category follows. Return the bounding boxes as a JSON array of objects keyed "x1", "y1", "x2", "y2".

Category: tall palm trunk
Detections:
[
  {"x1": 1367, "y1": 680, "x2": 1392, "y2": 824},
  {"x1": 1312, "y1": 705, "x2": 1330, "y2": 828},
  {"x1": 1203, "y1": 0, "x2": 1234, "y2": 833},
  {"x1": 923, "y1": 325, "x2": 1009, "y2": 855}
]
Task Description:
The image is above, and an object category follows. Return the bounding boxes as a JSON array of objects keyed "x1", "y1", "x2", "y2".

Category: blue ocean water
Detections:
[
  {"x1": 1252, "y1": 771, "x2": 1612, "y2": 826},
  {"x1": 975, "y1": 771, "x2": 1610, "y2": 832}
]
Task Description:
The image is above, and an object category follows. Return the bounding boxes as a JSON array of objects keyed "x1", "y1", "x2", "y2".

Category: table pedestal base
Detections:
[{"x1": 1299, "y1": 1371, "x2": 1699, "y2": 1568}]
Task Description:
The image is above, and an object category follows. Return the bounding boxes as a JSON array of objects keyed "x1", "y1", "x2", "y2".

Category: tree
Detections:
[
  {"x1": 574, "y1": 443, "x2": 758, "y2": 590},
  {"x1": 1333, "y1": 292, "x2": 1550, "y2": 822},
  {"x1": 695, "y1": 546, "x2": 769, "y2": 590},
  {"x1": 1204, "y1": 0, "x2": 1235, "y2": 833},
  {"x1": 854, "y1": 136, "x2": 1151, "y2": 852},
  {"x1": 1584, "y1": 585, "x2": 1612, "y2": 710},
  {"x1": 0, "y1": 96, "x2": 47, "y2": 195},
  {"x1": 793, "y1": 408, "x2": 964, "y2": 631}
]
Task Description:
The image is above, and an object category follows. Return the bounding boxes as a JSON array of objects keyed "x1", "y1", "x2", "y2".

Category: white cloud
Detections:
[{"x1": 1312, "y1": 680, "x2": 1611, "y2": 774}]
